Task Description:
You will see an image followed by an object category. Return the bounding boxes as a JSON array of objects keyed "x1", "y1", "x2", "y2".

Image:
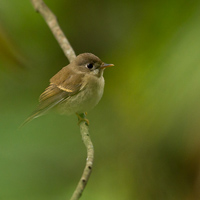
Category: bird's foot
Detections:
[{"x1": 76, "y1": 113, "x2": 89, "y2": 126}]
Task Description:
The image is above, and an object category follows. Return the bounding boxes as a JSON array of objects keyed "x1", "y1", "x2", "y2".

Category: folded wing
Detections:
[{"x1": 21, "y1": 67, "x2": 85, "y2": 126}]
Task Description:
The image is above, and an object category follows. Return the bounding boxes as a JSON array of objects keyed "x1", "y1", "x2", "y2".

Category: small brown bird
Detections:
[{"x1": 22, "y1": 53, "x2": 114, "y2": 126}]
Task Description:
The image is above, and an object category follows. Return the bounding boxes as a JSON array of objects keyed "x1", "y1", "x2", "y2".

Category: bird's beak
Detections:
[{"x1": 101, "y1": 63, "x2": 114, "y2": 69}]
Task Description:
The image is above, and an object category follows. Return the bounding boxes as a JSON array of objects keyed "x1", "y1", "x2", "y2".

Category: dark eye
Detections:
[{"x1": 87, "y1": 63, "x2": 93, "y2": 69}]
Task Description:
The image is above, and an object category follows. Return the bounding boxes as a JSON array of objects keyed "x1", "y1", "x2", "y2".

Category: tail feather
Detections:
[
  {"x1": 20, "y1": 111, "x2": 42, "y2": 128},
  {"x1": 20, "y1": 106, "x2": 52, "y2": 128},
  {"x1": 20, "y1": 96, "x2": 66, "y2": 128},
  {"x1": 20, "y1": 84, "x2": 69, "y2": 128}
]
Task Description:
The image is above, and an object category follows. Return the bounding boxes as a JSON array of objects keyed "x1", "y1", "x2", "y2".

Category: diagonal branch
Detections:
[
  {"x1": 31, "y1": 0, "x2": 76, "y2": 63},
  {"x1": 30, "y1": 1, "x2": 94, "y2": 200}
]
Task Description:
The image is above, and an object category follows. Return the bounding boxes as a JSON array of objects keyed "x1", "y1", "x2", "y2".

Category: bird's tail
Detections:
[{"x1": 19, "y1": 111, "x2": 42, "y2": 128}]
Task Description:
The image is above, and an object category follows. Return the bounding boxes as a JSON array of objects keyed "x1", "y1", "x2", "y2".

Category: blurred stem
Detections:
[
  {"x1": 31, "y1": 0, "x2": 76, "y2": 63},
  {"x1": 30, "y1": 1, "x2": 94, "y2": 199},
  {"x1": 71, "y1": 113, "x2": 94, "y2": 200}
]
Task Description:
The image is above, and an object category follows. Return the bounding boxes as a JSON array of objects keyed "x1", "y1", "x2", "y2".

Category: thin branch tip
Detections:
[{"x1": 31, "y1": 0, "x2": 76, "y2": 62}]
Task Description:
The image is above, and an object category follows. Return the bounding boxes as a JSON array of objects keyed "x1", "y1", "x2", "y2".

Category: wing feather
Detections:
[{"x1": 21, "y1": 66, "x2": 86, "y2": 126}]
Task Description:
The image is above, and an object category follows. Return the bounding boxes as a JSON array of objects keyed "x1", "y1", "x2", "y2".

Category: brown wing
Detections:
[
  {"x1": 49, "y1": 65, "x2": 85, "y2": 93},
  {"x1": 21, "y1": 66, "x2": 85, "y2": 126}
]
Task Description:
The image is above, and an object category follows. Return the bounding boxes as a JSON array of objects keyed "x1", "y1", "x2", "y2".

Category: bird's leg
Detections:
[{"x1": 76, "y1": 113, "x2": 89, "y2": 126}]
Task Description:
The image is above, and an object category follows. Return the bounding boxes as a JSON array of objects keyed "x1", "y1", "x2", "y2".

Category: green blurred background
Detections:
[{"x1": 1, "y1": 0, "x2": 200, "y2": 199}]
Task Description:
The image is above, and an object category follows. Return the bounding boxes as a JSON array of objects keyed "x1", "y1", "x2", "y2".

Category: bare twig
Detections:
[
  {"x1": 30, "y1": 1, "x2": 94, "y2": 199},
  {"x1": 70, "y1": 114, "x2": 94, "y2": 200},
  {"x1": 31, "y1": 0, "x2": 76, "y2": 63}
]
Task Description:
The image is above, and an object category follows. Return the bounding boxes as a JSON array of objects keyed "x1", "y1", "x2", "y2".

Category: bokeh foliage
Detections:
[{"x1": 1, "y1": 0, "x2": 200, "y2": 199}]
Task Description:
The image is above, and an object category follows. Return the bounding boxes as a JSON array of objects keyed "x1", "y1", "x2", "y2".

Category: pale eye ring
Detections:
[{"x1": 87, "y1": 63, "x2": 93, "y2": 69}]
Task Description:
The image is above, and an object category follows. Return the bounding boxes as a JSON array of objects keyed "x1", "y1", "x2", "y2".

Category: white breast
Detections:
[{"x1": 58, "y1": 75, "x2": 105, "y2": 115}]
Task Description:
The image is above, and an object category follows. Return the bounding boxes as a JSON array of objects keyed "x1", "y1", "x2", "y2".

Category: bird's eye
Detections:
[{"x1": 87, "y1": 63, "x2": 93, "y2": 69}]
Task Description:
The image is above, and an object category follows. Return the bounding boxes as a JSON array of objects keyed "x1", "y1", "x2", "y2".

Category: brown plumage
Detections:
[{"x1": 21, "y1": 53, "x2": 114, "y2": 126}]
